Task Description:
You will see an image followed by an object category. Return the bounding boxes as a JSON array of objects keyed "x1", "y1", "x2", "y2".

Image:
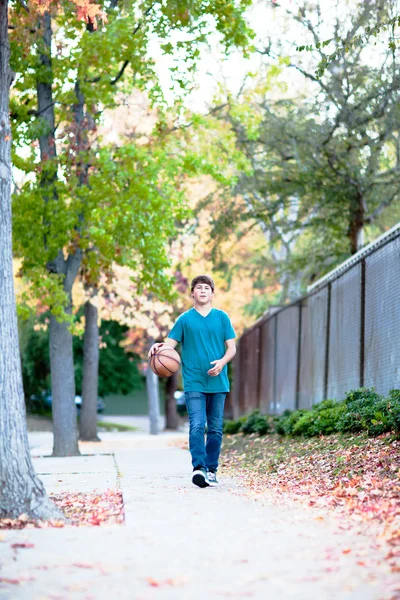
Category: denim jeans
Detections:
[{"x1": 184, "y1": 391, "x2": 226, "y2": 472}]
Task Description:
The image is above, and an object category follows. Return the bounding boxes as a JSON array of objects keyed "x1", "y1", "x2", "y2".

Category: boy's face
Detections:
[{"x1": 192, "y1": 283, "x2": 214, "y2": 304}]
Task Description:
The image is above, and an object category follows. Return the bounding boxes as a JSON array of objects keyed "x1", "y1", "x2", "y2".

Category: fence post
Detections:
[
  {"x1": 295, "y1": 302, "x2": 302, "y2": 410},
  {"x1": 256, "y1": 323, "x2": 264, "y2": 410},
  {"x1": 273, "y1": 315, "x2": 278, "y2": 413},
  {"x1": 323, "y1": 283, "x2": 332, "y2": 400},
  {"x1": 360, "y1": 259, "x2": 366, "y2": 387}
]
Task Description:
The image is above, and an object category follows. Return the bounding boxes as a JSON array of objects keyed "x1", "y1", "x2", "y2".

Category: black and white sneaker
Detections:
[
  {"x1": 192, "y1": 467, "x2": 210, "y2": 488},
  {"x1": 207, "y1": 471, "x2": 218, "y2": 486}
]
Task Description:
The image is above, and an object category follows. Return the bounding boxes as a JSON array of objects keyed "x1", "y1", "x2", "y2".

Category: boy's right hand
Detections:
[{"x1": 148, "y1": 343, "x2": 164, "y2": 359}]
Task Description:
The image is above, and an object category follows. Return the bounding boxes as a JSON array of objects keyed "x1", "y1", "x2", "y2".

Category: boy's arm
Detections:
[
  {"x1": 148, "y1": 338, "x2": 178, "y2": 358},
  {"x1": 208, "y1": 338, "x2": 236, "y2": 377}
]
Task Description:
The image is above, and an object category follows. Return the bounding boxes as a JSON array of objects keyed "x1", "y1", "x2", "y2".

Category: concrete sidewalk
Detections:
[{"x1": 0, "y1": 431, "x2": 396, "y2": 600}]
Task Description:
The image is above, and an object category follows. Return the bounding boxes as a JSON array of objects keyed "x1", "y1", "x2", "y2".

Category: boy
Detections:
[{"x1": 148, "y1": 275, "x2": 236, "y2": 488}]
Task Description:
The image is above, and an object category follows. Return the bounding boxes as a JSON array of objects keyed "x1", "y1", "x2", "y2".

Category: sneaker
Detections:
[
  {"x1": 207, "y1": 470, "x2": 218, "y2": 487},
  {"x1": 192, "y1": 467, "x2": 209, "y2": 488}
]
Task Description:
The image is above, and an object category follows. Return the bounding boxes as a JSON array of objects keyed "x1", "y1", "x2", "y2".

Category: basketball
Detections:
[{"x1": 149, "y1": 346, "x2": 181, "y2": 378}]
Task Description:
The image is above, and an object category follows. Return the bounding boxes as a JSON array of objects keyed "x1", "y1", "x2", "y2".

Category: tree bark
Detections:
[
  {"x1": 73, "y1": 81, "x2": 100, "y2": 441},
  {"x1": 79, "y1": 299, "x2": 100, "y2": 441},
  {"x1": 36, "y1": 13, "x2": 81, "y2": 457},
  {"x1": 146, "y1": 367, "x2": 160, "y2": 435},
  {"x1": 49, "y1": 251, "x2": 81, "y2": 457},
  {"x1": 165, "y1": 371, "x2": 179, "y2": 430},
  {"x1": 348, "y1": 192, "x2": 365, "y2": 254},
  {"x1": 0, "y1": 0, "x2": 63, "y2": 519}
]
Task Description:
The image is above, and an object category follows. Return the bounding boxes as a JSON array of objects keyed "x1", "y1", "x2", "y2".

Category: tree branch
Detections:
[
  {"x1": 365, "y1": 188, "x2": 400, "y2": 223},
  {"x1": 87, "y1": 4, "x2": 155, "y2": 86},
  {"x1": 110, "y1": 60, "x2": 129, "y2": 85},
  {"x1": 17, "y1": 0, "x2": 29, "y2": 12}
]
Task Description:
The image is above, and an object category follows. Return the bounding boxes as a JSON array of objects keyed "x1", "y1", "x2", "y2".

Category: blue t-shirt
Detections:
[{"x1": 168, "y1": 307, "x2": 236, "y2": 393}]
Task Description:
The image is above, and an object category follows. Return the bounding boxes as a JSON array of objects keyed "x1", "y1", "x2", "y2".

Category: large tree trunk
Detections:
[
  {"x1": 0, "y1": 0, "x2": 62, "y2": 519},
  {"x1": 165, "y1": 371, "x2": 179, "y2": 430},
  {"x1": 79, "y1": 299, "x2": 100, "y2": 441},
  {"x1": 36, "y1": 13, "x2": 81, "y2": 457}
]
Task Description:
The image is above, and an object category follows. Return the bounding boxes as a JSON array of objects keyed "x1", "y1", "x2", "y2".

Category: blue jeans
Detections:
[{"x1": 185, "y1": 391, "x2": 226, "y2": 472}]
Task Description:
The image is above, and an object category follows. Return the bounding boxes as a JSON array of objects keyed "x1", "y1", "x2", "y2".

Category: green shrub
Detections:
[
  {"x1": 292, "y1": 403, "x2": 345, "y2": 437},
  {"x1": 386, "y1": 389, "x2": 400, "y2": 432},
  {"x1": 224, "y1": 388, "x2": 400, "y2": 439},
  {"x1": 311, "y1": 399, "x2": 339, "y2": 412},
  {"x1": 223, "y1": 419, "x2": 243, "y2": 434},
  {"x1": 274, "y1": 409, "x2": 308, "y2": 435},
  {"x1": 273, "y1": 410, "x2": 291, "y2": 435},
  {"x1": 338, "y1": 388, "x2": 384, "y2": 434},
  {"x1": 241, "y1": 410, "x2": 270, "y2": 436},
  {"x1": 361, "y1": 391, "x2": 400, "y2": 436},
  {"x1": 222, "y1": 415, "x2": 247, "y2": 435}
]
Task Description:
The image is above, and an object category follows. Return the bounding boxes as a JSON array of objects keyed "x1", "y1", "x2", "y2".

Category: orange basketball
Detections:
[{"x1": 150, "y1": 346, "x2": 181, "y2": 378}]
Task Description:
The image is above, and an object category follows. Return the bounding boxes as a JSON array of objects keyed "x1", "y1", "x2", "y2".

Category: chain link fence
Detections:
[{"x1": 228, "y1": 224, "x2": 400, "y2": 418}]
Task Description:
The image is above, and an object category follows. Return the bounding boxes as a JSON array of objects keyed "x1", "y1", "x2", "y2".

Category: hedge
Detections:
[{"x1": 223, "y1": 388, "x2": 400, "y2": 438}]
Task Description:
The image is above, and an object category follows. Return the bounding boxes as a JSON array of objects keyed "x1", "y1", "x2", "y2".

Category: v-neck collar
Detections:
[{"x1": 193, "y1": 307, "x2": 214, "y2": 319}]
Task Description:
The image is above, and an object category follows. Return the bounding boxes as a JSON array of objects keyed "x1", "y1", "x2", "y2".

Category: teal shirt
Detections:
[{"x1": 168, "y1": 307, "x2": 236, "y2": 393}]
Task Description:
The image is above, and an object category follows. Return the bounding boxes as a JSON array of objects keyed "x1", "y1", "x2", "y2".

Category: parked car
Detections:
[
  {"x1": 74, "y1": 395, "x2": 105, "y2": 413},
  {"x1": 29, "y1": 392, "x2": 105, "y2": 413}
]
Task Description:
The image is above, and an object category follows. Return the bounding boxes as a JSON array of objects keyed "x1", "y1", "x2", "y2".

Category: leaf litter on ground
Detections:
[
  {"x1": 221, "y1": 432, "x2": 400, "y2": 575},
  {"x1": 0, "y1": 489, "x2": 124, "y2": 530}
]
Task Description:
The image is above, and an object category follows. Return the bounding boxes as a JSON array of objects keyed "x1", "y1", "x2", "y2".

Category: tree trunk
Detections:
[
  {"x1": 79, "y1": 299, "x2": 100, "y2": 441},
  {"x1": 35, "y1": 13, "x2": 81, "y2": 456},
  {"x1": 348, "y1": 193, "x2": 365, "y2": 254},
  {"x1": 165, "y1": 371, "x2": 179, "y2": 430},
  {"x1": 146, "y1": 367, "x2": 160, "y2": 435},
  {"x1": 49, "y1": 251, "x2": 81, "y2": 457},
  {"x1": 73, "y1": 78, "x2": 100, "y2": 442},
  {"x1": 0, "y1": 0, "x2": 62, "y2": 519}
]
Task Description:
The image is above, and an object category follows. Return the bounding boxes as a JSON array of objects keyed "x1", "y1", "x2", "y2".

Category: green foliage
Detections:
[
  {"x1": 197, "y1": 2, "x2": 400, "y2": 304},
  {"x1": 19, "y1": 314, "x2": 144, "y2": 407},
  {"x1": 18, "y1": 315, "x2": 51, "y2": 404},
  {"x1": 296, "y1": 14, "x2": 400, "y2": 78},
  {"x1": 386, "y1": 390, "x2": 400, "y2": 432},
  {"x1": 239, "y1": 410, "x2": 270, "y2": 436},
  {"x1": 223, "y1": 418, "x2": 244, "y2": 435},
  {"x1": 338, "y1": 388, "x2": 397, "y2": 436},
  {"x1": 9, "y1": 0, "x2": 254, "y2": 321},
  {"x1": 226, "y1": 388, "x2": 400, "y2": 438},
  {"x1": 274, "y1": 409, "x2": 308, "y2": 436},
  {"x1": 73, "y1": 319, "x2": 144, "y2": 397},
  {"x1": 292, "y1": 402, "x2": 346, "y2": 438}
]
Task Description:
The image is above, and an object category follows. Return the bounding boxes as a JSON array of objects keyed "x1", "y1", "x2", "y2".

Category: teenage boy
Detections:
[{"x1": 148, "y1": 275, "x2": 236, "y2": 488}]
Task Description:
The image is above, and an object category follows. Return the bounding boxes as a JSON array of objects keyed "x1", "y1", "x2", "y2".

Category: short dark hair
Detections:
[{"x1": 190, "y1": 275, "x2": 215, "y2": 293}]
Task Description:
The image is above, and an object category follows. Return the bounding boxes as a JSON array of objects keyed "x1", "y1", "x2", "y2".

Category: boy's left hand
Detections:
[{"x1": 208, "y1": 359, "x2": 225, "y2": 376}]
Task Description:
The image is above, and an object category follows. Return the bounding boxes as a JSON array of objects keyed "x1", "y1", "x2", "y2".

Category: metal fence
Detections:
[{"x1": 228, "y1": 223, "x2": 400, "y2": 419}]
